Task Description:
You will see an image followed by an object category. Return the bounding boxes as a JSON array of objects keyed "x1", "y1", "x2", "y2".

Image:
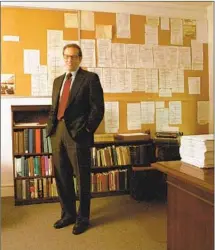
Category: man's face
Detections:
[{"x1": 63, "y1": 47, "x2": 82, "y2": 72}]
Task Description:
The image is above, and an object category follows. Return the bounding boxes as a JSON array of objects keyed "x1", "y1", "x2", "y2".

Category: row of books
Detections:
[
  {"x1": 16, "y1": 177, "x2": 78, "y2": 200},
  {"x1": 91, "y1": 169, "x2": 128, "y2": 192},
  {"x1": 16, "y1": 177, "x2": 58, "y2": 200},
  {"x1": 91, "y1": 144, "x2": 153, "y2": 167},
  {"x1": 15, "y1": 156, "x2": 53, "y2": 177},
  {"x1": 13, "y1": 128, "x2": 52, "y2": 154},
  {"x1": 16, "y1": 170, "x2": 128, "y2": 200}
]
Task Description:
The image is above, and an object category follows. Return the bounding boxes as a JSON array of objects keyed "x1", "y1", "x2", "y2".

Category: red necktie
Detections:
[{"x1": 57, "y1": 73, "x2": 72, "y2": 120}]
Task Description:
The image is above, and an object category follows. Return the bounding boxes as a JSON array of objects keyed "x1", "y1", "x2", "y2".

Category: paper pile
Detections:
[{"x1": 180, "y1": 134, "x2": 214, "y2": 168}]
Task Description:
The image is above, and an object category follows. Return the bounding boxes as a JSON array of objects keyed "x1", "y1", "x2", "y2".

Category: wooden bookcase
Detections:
[
  {"x1": 11, "y1": 105, "x2": 155, "y2": 206},
  {"x1": 11, "y1": 105, "x2": 59, "y2": 205},
  {"x1": 91, "y1": 140, "x2": 155, "y2": 198}
]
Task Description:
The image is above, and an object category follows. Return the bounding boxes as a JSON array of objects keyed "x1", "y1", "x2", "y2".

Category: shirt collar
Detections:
[{"x1": 66, "y1": 67, "x2": 79, "y2": 79}]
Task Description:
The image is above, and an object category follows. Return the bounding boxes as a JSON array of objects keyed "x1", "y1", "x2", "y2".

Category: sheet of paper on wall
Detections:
[
  {"x1": 183, "y1": 19, "x2": 196, "y2": 39},
  {"x1": 169, "y1": 101, "x2": 182, "y2": 124},
  {"x1": 191, "y1": 40, "x2": 203, "y2": 70},
  {"x1": 138, "y1": 69, "x2": 146, "y2": 92},
  {"x1": 64, "y1": 13, "x2": 78, "y2": 28},
  {"x1": 105, "y1": 102, "x2": 119, "y2": 133},
  {"x1": 80, "y1": 11, "x2": 94, "y2": 31},
  {"x1": 24, "y1": 49, "x2": 40, "y2": 74},
  {"x1": 139, "y1": 45, "x2": 153, "y2": 68},
  {"x1": 156, "y1": 101, "x2": 165, "y2": 109},
  {"x1": 87, "y1": 68, "x2": 103, "y2": 86},
  {"x1": 123, "y1": 69, "x2": 132, "y2": 93},
  {"x1": 159, "y1": 69, "x2": 172, "y2": 89},
  {"x1": 111, "y1": 69, "x2": 121, "y2": 93},
  {"x1": 156, "y1": 108, "x2": 179, "y2": 133},
  {"x1": 126, "y1": 44, "x2": 139, "y2": 68},
  {"x1": 63, "y1": 40, "x2": 79, "y2": 46},
  {"x1": 159, "y1": 88, "x2": 172, "y2": 97},
  {"x1": 31, "y1": 65, "x2": 48, "y2": 96},
  {"x1": 47, "y1": 47, "x2": 64, "y2": 79},
  {"x1": 160, "y1": 17, "x2": 169, "y2": 30},
  {"x1": 162, "y1": 126, "x2": 179, "y2": 132},
  {"x1": 47, "y1": 42, "x2": 64, "y2": 95},
  {"x1": 102, "y1": 68, "x2": 111, "y2": 93},
  {"x1": 97, "y1": 39, "x2": 111, "y2": 67},
  {"x1": 156, "y1": 108, "x2": 169, "y2": 132},
  {"x1": 146, "y1": 16, "x2": 159, "y2": 27},
  {"x1": 48, "y1": 50, "x2": 64, "y2": 73},
  {"x1": 47, "y1": 30, "x2": 63, "y2": 49},
  {"x1": 131, "y1": 69, "x2": 145, "y2": 92},
  {"x1": 197, "y1": 101, "x2": 209, "y2": 125},
  {"x1": 80, "y1": 39, "x2": 96, "y2": 67},
  {"x1": 145, "y1": 69, "x2": 158, "y2": 93},
  {"x1": 131, "y1": 69, "x2": 139, "y2": 92},
  {"x1": 131, "y1": 69, "x2": 146, "y2": 92},
  {"x1": 170, "y1": 18, "x2": 183, "y2": 45},
  {"x1": 153, "y1": 46, "x2": 166, "y2": 68},
  {"x1": 178, "y1": 47, "x2": 191, "y2": 69},
  {"x1": 171, "y1": 69, "x2": 184, "y2": 93},
  {"x1": 111, "y1": 69, "x2": 132, "y2": 93},
  {"x1": 3, "y1": 35, "x2": 19, "y2": 42},
  {"x1": 116, "y1": 13, "x2": 130, "y2": 38},
  {"x1": 141, "y1": 101, "x2": 155, "y2": 124},
  {"x1": 127, "y1": 103, "x2": 141, "y2": 130},
  {"x1": 188, "y1": 77, "x2": 201, "y2": 94},
  {"x1": 94, "y1": 68, "x2": 103, "y2": 84},
  {"x1": 1, "y1": 74, "x2": 15, "y2": 95},
  {"x1": 145, "y1": 25, "x2": 158, "y2": 45},
  {"x1": 96, "y1": 25, "x2": 112, "y2": 39},
  {"x1": 196, "y1": 19, "x2": 208, "y2": 43},
  {"x1": 111, "y1": 43, "x2": 126, "y2": 68},
  {"x1": 165, "y1": 46, "x2": 178, "y2": 69}
]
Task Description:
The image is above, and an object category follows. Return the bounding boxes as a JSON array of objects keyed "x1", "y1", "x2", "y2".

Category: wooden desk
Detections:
[{"x1": 152, "y1": 161, "x2": 214, "y2": 250}]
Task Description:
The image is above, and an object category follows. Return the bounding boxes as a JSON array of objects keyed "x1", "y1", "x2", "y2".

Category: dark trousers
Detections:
[{"x1": 50, "y1": 120, "x2": 91, "y2": 221}]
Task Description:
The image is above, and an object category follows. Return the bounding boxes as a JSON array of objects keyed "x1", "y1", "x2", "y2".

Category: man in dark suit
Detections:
[{"x1": 46, "y1": 44, "x2": 104, "y2": 235}]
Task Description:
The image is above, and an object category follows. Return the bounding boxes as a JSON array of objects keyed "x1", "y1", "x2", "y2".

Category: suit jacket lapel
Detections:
[
  {"x1": 67, "y1": 68, "x2": 85, "y2": 107},
  {"x1": 54, "y1": 73, "x2": 65, "y2": 109}
]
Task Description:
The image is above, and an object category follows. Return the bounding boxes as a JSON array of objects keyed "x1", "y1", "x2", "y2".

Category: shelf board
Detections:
[
  {"x1": 94, "y1": 140, "x2": 153, "y2": 146},
  {"x1": 91, "y1": 165, "x2": 130, "y2": 170},
  {"x1": 91, "y1": 163, "x2": 153, "y2": 169},
  {"x1": 15, "y1": 175, "x2": 55, "y2": 180},
  {"x1": 13, "y1": 125, "x2": 47, "y2": 129},
  {"x1": 14, "y1": 153, "x2": 52, "y2": 156}
]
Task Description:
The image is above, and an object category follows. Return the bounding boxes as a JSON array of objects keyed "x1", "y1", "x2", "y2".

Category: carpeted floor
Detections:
[{"x1": 1, "y1": 195, "x2": 167, "y2": 250}]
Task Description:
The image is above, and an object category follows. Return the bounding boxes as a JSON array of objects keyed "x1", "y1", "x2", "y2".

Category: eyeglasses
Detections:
[{"x1": 63, "y1": 54, "x2": 79, "y2": 60}]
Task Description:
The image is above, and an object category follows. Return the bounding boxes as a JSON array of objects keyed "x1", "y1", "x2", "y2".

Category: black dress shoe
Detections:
[
  {"x1": 54, "y1": 218, "x2": 76, "y2": 229},
  {"x1": 72, "y1": 220, "x2": 90, "y2": 235}
]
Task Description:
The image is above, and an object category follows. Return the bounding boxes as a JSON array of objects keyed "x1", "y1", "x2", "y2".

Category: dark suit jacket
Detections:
[{"x1": 46, "y1": 68, "x2": 104, "y2": 146}]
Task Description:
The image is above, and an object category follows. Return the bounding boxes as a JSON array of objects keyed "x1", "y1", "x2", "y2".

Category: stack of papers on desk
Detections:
[{"x1": 180, "y1": 134, "x2": 214, "y2": 168}]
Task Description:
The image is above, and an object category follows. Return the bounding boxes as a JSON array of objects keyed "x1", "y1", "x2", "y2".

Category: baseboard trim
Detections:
[{"x1": 1, "y1": 185, "x2": 14, "y2": 197}]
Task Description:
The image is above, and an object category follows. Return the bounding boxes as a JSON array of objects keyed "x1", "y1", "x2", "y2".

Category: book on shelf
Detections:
[
  {"x1": 94, "y1": 133, "x2": 115, "y2": 142},
  {"x1": 114, "y1": 133, "x2": 151, "y2": 141}
]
